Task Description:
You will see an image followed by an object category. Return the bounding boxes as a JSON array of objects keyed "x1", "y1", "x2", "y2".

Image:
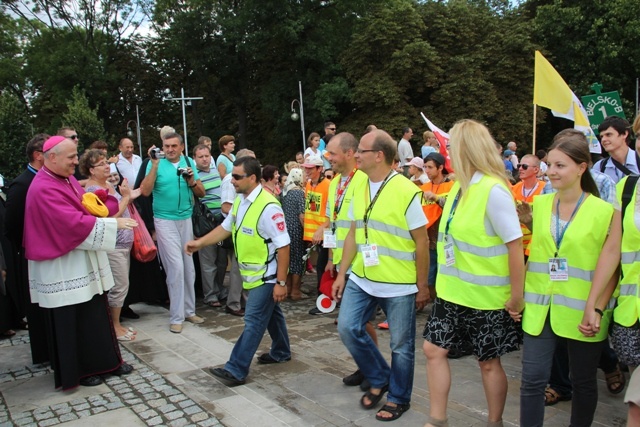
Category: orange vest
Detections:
[
  {"x1": 420, "y1": 180, "x2": 455, "y2": 228},
  {"x1": 511, "y1": 180, "x2": 545, "y2": 250},
  {"x1": 303, "y1": 178, "x2": 330, "y2": 241}
]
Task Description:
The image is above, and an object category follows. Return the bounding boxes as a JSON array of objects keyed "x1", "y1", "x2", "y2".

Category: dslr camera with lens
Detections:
[{"x1": 150, "y1": 147, "x2": 165, "y2": 159}]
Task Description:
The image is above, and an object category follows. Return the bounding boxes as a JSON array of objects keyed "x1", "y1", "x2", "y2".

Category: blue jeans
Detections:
[
  {"x1": 337, "y1": 279, "x2": 416, "y2": 404},
  {"x1": 520, "y1": 316, "x2": 603, "y2": 427},
  {"x1": 428, "y1": 248, "x2": 438, "y2": 287},
  {"x1": 224, "y1": 283, "x2": 290, "y2": 381}
]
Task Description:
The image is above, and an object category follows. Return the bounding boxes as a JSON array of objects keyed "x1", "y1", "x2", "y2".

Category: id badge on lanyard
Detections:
[
  {"x1": 323, "y1": 230, "x2": 337, "y2": 248},
  {"x1": 361, "y1": 244, "x2": 380, "y2": 267}
]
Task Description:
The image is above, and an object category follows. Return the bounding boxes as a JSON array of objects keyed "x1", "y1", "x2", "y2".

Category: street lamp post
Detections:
[
  {"x1": 126, "y1": 104, "x2": 143, "y2": 157},
  {"x1": 290, "y1": 81, "x2": 306, "y2": 154},
  {"x1": 162, "y1": 88, "x2": 203, "y2": 155}
]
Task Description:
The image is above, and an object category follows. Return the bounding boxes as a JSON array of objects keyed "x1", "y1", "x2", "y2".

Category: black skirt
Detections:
[{"x1": 45, "y1": 292, "x2": 123, "y2": 390}]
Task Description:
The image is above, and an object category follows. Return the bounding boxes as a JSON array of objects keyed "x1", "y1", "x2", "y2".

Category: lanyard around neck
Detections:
[
  {"x1": 363, "y1": 170, "x2": 394, "y2": 242},
  {"x1": 554, "y1": 192, "x2": 586, "y2": 256}
]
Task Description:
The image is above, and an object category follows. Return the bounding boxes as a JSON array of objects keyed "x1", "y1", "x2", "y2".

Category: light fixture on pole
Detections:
[
  {"x1": 290, "y1": 81, "x2": 306, "y2": 154},
  {"x1": 162, "y1": 88, "x2": 203, "y2": 155},
  {"x1": 125, "y1": 105, "x2": 143, "y2": 157}
]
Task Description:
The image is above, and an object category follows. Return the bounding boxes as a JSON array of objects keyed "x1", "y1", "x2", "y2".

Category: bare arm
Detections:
[
  {"x1": 273, "y1": 245, "x2": 290, "y2": 302},
  {"x1": 504, "y1": 237, "x2": 525, "y2": 321},
  {"x1": 331, "y1": 222, "x2": 357, "y2": 301},
  {"x1": 140, "y1": 160, "x2": 158, "y2": 196},
  {"x1": 184, "y1": 225, "x2": 232, "y2": 255},
  {"x1": 411, "y1": 226, "x2": 430, "y2": 310},
  {"x1": 580, "y1": 210, "x2": 622, "y2": 336}
]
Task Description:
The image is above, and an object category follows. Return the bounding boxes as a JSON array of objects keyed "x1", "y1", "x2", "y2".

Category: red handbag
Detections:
[{"x1": 128, "y1": 204, "x2": 157, "y2": 262}]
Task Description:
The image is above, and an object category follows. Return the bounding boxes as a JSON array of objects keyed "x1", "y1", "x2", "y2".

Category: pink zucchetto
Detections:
[{"x1": 42, "y1": 136, "x2": 67, "y2": 152}]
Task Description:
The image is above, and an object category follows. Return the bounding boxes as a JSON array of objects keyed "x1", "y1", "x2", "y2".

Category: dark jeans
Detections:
[
  {"x1": 548, "y1": 338, "x2": 619, "y2": 396},
  {"x1": 521, "y1": 316, "x2": 604, "y2": 427}
]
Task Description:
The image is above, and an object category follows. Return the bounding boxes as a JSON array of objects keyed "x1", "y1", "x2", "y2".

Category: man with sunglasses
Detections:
[
  {"x1": 511, "y1": 155, "x2": 545, "y2": 253},
  {"x1": 185, "y1": 156, "x2": 291, "y2": 386},
  {"x1": 319, "y1": 121, "x2": 337, "y2": 170}
]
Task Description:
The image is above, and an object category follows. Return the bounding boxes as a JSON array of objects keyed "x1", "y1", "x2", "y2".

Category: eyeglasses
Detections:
[
  {"x1": 517, "y1": 164, "x2": 530, "y2": 170},
  {"x1": 356, "y1": 148, "x2": 378, "y2": 154},
  {"x1": 92, "y1": 161, "x2": 108, "y2": 168},
  {"x1": 231, "y1": 174, "x2": 247, "y2": 180},
  {"x1": 68, "y1": 135, "x2": 78, "y2": 140},
  {"x1": 327, "y1": 128, "x2": 336, "y2": 131}
]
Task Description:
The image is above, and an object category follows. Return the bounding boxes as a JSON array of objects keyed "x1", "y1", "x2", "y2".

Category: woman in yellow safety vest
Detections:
[
  {"x1": 422, "y1": 119, "x2": 525, "y2": 427},
  {"x1": 520, "y1": 130, "x2": 621, "y2": 427}
]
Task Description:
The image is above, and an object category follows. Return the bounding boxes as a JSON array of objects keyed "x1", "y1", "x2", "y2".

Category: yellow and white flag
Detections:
[{"x1": 534, "y1": 51, "x2": 600, "y2": 153}]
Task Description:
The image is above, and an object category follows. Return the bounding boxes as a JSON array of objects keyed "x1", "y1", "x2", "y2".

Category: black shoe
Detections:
[
  {"x1": 343, "y1": 369, "x2": 365, "y2": 386},
  {"x1": 111, "y1": 363, "x2": 134, "y2": 376},
  {"x1": 225, "y1": 306, "x2": 245, "y2": 316},
  {"x1": 308, "y1": 307, "x2": 323, "y2": 315},
  {"x1": 121, "y1": 307, "x2": 140, "y2": 319},
  {"x1": 79, "y1": 375, "x2": 103, "y2": 387},
  {"x1": 360, "y1": 379, "x2": 371, "y2": 391},
  {"x1": 210, "y1": 367, "x2": 245, "y2": 385},
  {"x1": 447, "y1": 341, "x2": 473, "y2": 359},
  {"x1": 257, "y1": 353, "x2": 291, "y2": 364}
]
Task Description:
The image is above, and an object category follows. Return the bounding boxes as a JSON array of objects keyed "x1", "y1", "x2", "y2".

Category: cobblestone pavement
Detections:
[{"x1": 0, "y1": 274, "x2": 629, "y2": 426}]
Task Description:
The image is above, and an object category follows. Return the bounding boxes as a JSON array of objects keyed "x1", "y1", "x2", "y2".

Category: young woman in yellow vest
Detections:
[
  {"x1": 520, "y1": 132, "x2": 621, "y2": 427},
  {"x1": 422, "y1": 120, "x2": 525, "y2": 427}
]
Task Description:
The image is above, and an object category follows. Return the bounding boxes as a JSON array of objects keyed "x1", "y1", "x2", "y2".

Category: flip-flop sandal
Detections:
[
  {"x1": 375, "y1": 403, "x2": 411, "y2": 421},
  {"x1": 206, "y1": 301, "x2": 222, "y2": 308},
  {"x1": 360, "y1": 384, "x2": 388, "y2": 409},
  {"x1": 127, "y1": 327, "x2": 137, "y2": 334},
  {"x1": 117, "y1": 332, "x2": 136, "y2": 342}
]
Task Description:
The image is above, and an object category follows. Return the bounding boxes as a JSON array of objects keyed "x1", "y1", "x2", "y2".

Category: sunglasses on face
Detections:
[
  {"x1": 231, "y1": 174, "x2": 247, "y2": 180},
  {"x1": 517, "y1": 164, "x2": 530, "y2": 170}
]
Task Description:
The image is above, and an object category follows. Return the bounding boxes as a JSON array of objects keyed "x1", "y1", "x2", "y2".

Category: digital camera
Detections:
[
  {"x1": 150, "y1": 148, "x2": 165, "y2": 159},
  {"x1": 177, "y1": 167, "x2": 191, "y2": 178}
]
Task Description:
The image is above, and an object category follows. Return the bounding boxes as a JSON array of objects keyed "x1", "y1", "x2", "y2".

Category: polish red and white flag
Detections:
[{"x1": 420, "y1": 113, "x2": 452, "y2": 172}]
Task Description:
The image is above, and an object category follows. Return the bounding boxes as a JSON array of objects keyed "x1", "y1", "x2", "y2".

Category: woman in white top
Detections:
[{"x1": 304, "y1": 132, "x2": 323, "y2": 163}]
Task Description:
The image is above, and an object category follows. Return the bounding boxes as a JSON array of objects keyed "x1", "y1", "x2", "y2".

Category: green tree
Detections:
[
  {"x1": 0, "y1": 92, "x2": 32, "y2": 180},
  {"x1": 62, "y1": 86, "x2": 107, "y2": 150}
]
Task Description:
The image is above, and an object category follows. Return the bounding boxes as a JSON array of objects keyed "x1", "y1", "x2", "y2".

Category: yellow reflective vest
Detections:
[
  {"x1": 436, "y1": 176, "x2": 513, "y2": 310},
  {"x1": 523, "y1": 193, "x2": 613, "y2": 341},
  {"x1": 327, "y1": 169, "x2": 368, "y2": 266},
  {"x1": 614, "y1": 177, "x2": 640, "y2": 327},
  {"x1": 231, "y1": 188, "x2": 280, "y2": 289},
  {"x1": 351, "y1": 173, "x2": 420, "y2": 284}
]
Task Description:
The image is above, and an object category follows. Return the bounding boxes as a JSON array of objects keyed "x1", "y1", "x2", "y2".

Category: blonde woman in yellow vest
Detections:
[
  {"x1": 520, "y1": 132, "x2": 621, "y2": 427},
  {"x1": 422, "y1": 120, "x2": 525, "y2": 427},
  {"x1": 185, "y1": 157, "x2": 292, "y2": 386}
]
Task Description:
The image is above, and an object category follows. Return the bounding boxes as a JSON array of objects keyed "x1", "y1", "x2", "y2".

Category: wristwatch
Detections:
[{"x1": 277, "y1": 280, "x2": 286, "y2": 287}]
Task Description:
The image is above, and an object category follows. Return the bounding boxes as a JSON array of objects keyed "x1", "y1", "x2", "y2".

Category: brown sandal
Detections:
[
  {"x1": 605, "y1": 364, "x2": 626, "y2": 395},
  {"x1": 544, "y1": 386, "x2": 571, "y2": 406}
]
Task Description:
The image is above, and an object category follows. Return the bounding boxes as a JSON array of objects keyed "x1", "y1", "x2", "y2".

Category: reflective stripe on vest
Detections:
[
  {"x1": 523, "y1": 193, "x2": 613, "y2": 341},
  {"x1": 351, "y1": 174, "x2": 420, "y2": 284},
  {"x1": 614, "y1": 176, "x2": 640, "y2": 327},
  {"x1": 303, "y1": 178, "x2": 330, "y2": 241},
  {"x1": 328, "y1": 170, "x2": 368, "y2": 265},
  {"x1": 436, "y1": 176, "x2": 513, "y2": 310},
  {"x1": 232, "y1": 188, "x2": 279, "y2": 289}
]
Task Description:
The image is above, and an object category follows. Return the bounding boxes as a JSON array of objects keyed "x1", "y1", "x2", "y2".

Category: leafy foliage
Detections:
[
  {"x1": 61, "y1": 86, "x2": 107, "y2": 150},
  {"x1": 0, "y1": 92, "x2": 32, "y2": 180}
]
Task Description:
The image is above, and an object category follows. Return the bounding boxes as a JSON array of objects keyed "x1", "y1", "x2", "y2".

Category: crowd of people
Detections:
[{"x1": 1, "y1": 115, "x2": 640, "y2": 426}]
